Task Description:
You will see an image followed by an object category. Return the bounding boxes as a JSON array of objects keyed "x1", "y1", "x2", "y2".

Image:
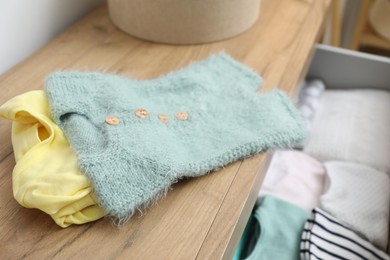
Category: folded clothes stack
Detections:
[
  {"x1": 0, "y1": 53, "x2": 307, "y2": 227},
  {"x1": 304, "y1": 89, "x2": 390, "y2": 174},
  {"x1": 235, "y1": 86, "x2": 390, "y2": 259},
  {"x1": 320, "y1": 161, "x2": 390, "y2": 251}
]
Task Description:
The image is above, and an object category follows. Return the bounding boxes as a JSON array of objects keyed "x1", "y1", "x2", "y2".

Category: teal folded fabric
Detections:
[
  {"x1": 233, "y1": 210, "x2": 258, "y2": 260},
  {"x1": 238, "y1": 196, "x2": 310, "y2": 260},
  {"x1": 45, "y1": 53, "x2": 306, "y2": 221}
]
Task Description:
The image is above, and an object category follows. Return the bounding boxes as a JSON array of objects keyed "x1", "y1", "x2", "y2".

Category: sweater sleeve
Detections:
[{"x1": 45, "y1": 72, "x2": 108, "y2": 125}]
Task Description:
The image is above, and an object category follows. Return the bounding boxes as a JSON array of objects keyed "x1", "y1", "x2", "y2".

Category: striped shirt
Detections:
[{"x1": 300, "y1": 208, "x2": 389, "y2": 260}]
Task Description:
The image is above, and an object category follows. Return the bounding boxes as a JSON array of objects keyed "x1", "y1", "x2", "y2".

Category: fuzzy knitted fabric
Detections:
[{"x1": 45, "y1": 53, "x2": 306, "y2": 220}]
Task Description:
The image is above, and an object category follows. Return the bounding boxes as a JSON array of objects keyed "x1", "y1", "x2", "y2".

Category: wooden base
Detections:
[{"x1": 0, "y1": 0, "x2": 331, "y2": 258}]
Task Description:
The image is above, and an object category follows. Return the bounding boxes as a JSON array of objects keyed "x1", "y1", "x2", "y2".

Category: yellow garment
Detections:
[{"x1": 0, "y1": 90, "x2": 105, "y2": 227}]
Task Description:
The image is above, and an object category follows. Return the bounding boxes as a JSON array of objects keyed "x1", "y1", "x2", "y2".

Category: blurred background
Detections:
[
  {"x1": 0, "y1": 0, "x2": 104, "y2": 74},
  {"x1": 0, "y1": 0, "x2": 389, "y2": 75}
]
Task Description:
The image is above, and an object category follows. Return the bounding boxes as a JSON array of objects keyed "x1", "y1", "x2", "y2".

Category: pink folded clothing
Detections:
[{"x1": 259, "y1": 150, "x2": 326, "y2": 211}]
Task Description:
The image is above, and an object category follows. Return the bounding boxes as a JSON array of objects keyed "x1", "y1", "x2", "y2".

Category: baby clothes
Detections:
[
  {"x1": 301, "y1": 208, "x2": 390, "y2": 260},
  {"x1": 303, "y1": 89, "x2": 390, "y2": 174},
  {"x1": 259, "y1": 150, "x2": 326, "y2": 211},
  {"x1": 233, "y1": 212, "x2": 260, "y2": 260},
  {"x1": 0, "y1": 90, "x2": 105, "y2": 227},
  {"x1": 45, "y1": 53, "x2": 307, "y2": 220},
  {"x1": 319, "y1": 161, "x2": 390, "y2": 250},
  {"x1": 237, "y1": 195, "x2": 310, "y2": 260}
]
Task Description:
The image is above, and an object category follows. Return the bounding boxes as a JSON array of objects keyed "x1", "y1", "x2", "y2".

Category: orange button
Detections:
[
  {"x1": 175, "y1": 111, "x2": 189, "y2": 121},
  {"x1": 135, "y1": 108, "x2": 149, "y2": 119},
  {"x1": 158, "y1": 113, "x2": 170, "y2": 123},
  {"x1": 105, "y1": 116, "x2": 120, "y2": 125}
]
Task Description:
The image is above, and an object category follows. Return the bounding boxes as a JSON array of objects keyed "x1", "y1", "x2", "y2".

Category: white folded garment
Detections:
[
  {"x1": 303, "y1": 89, "x2": 390, "y2": 174},
  {"x1": 319, "y1": 161, "x2": 390, "y2": 250}
]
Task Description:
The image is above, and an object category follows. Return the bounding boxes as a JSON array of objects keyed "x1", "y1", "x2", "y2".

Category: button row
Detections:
[{"x1": 105, "y1": 109, "x2": 189, "y2": 125}]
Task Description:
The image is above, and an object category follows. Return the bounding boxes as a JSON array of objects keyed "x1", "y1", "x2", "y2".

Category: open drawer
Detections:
[
  {"x1": 307, "y1": 44, "x2": 390, "y2": 90},
  {"x1": 306, "y1": 44, "x2": 390, "y2": 255},
  {"x1": 234, "y1": 45, "x2": 390, "y2": 259}
]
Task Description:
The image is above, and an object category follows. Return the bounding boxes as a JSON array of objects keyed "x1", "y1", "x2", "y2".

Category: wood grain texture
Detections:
[
  {"x1": 0, "y1": 0, "x2": 331, "y2": 259},
  {"x1": 349, "y1": 0, "x2": 390, "y2": 52},
  {"x1": 331, "y1": 0, "x2": 341, "y2": 47},
  {"x1": 349, "y1": 0, "x2": 372, "y2": 50},
  {"x1": 361, "y1": 24, "x2": 390, "y2": 51},
  {"x1": 197, "y1": 153, "x2": 273, "y2": 260}
]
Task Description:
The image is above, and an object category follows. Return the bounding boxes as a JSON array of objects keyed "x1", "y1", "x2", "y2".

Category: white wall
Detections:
[{"x1": 0, "y1": 0, "x2": 104, "y2": 75}]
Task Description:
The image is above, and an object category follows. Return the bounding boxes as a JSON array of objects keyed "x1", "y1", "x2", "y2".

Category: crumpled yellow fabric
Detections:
[{"x1": 0, "y1": 90, "x2": 105, "y2": 227}]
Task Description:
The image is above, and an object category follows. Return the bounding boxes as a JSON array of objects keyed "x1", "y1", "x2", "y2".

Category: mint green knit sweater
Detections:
[{"x1": 45, "y1": 54, "x2": 306, "y2": 221}]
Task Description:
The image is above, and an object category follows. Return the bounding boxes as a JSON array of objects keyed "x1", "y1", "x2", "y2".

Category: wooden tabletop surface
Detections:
[{"x1": 0, "y1": 0, "x2": 330, "y2": 259}]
